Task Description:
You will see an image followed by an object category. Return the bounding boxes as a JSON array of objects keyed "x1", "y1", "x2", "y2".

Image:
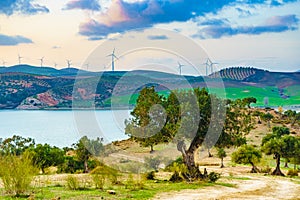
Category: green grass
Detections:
[
  {"x1": 0, "y1": 179, "x2": 234, "y2": 200},
  {"x1": 104, "y1": 85, "x2": 300, "y2": 108}
]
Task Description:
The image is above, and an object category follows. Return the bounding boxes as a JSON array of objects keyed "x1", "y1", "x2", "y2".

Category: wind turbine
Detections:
[
  {"x1": 18, "y1": 54, "x2": 23, "y2": 65},
  {"x1": 204, "y1": 58, "x2": 218, "y2": 76},
  {"x1": 54, "y1": 62, "x2": 58, "y2": 68},
  {"x1": 66, "y1": 59, "x2": 72, "y2": 69},
  {"x1": 2, "y1": 60, "x2": 7, "y2": 67},
  {"x1": 177, "y1": 61, "x2": 184, "y2": 75},
  {"x1": 39, "y1": 57, "x2": 44, "y2": 67},
  {"x1": 84, "y1": 63, "x2": 89, "y2": 71},
  {"x1": 107, "y1": 48, "x2": 118, "y2": 71}
]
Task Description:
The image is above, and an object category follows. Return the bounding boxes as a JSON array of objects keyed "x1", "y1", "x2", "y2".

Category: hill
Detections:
[
  {"x1": 0, "y1": 65, "x2": 95, "y2": 77},
  {"x1": 0, "y1": 66, "x2": 299, "y2": 109}
]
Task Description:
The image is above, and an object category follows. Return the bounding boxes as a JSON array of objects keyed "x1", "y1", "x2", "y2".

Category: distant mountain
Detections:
[
  {"x1": 0, "y1": 66, "x2": 299, "y2": 109},
  {"x1": 211, "y1": 67, "x2": 300, "y2": 88},
  {"x1": 0, "y1": 65, "x2": 96, "y2": 77}
]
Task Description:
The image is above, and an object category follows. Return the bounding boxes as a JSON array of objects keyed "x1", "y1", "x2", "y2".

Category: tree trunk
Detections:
[
  {"x1": 84, "y1": 159, "x2": 89, "y2": 173},
  {"x1": 272, "y1": 154, "x2": 284, "y2": 176},
  {"x1": 208, "y1": 148, "x2": 213, "y2": 157},
  {"x1": 177, "y1": 140, "x2": 203, "y2": 181},
  {"x1": 220, "y1": 158, "x2": 224, "y2": 168},
  {"x1": 284, "y1": 160, "x2": 289, "y2": 168},
  {"x1": 250, "y1": 162, "x2": 259, "y2": 173},
  {"x1": 150, "y1": 145, "x2": 154, "y2": 154}
]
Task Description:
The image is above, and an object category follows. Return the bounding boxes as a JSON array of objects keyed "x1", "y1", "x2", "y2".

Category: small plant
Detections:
[
  {"x1": 124, "y1": 174, "x2": 144, "y2": 191},
  {"x1": 207, "y1": 172, "x2": 221, "y2": 182},
  {"x1": 66, "y1": 175, "x2": 79, "y2": 190},
  {"x1": 168, "y1": 162, "x2": 187, "y2": 182},
  {"x1": 92, "y1": 174, "x2": 105, "y2": 190},
  {"x1": 260, "y1": 165, "x2": 272, "y2": 174},
  {"x1": 145, "y1": 171, "x2": 156, "y2": 180},
  {"x1": 0, "y1": 153, "x2": 38, "y2": 196},
  {"x1": 144, "y1": 156, "x2": 161, "y2": 171},
  {"x1": 90, "y1": 165, "x2": 120, "y2": 187},
  {"x1": 287, "y1": 169, "x2": 298, "y2": 177}
]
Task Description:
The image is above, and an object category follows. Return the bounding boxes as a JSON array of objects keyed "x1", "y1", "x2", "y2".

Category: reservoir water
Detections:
[{"x1": 0, "y1": 110, "x2": 130, "y2": 148}]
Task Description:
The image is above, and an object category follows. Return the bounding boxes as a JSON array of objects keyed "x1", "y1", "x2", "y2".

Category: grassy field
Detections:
[
  {"x1": 105, "y1": 85, "x2": 300, "y2": 107},
  {"x1": 0, "y1": 176, "x2": 233, "y2": 200}
]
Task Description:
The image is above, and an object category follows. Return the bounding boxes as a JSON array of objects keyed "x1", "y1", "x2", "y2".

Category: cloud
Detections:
[
  {"x1": 64, "y1": 0, "x2": 101, "y2": 11},
  {"x1": 235, "y1": 7, "x2": 252, "y2": 17},
  {"x1": 198, "y1": 18, "x2": 230, "y2": 26},
  {"x1": 193, "y1": 15, "x2": 299, "y2": 39},
  {"x1": 0, "y1": 34, "x2": 33, "y2": 46},
  {"x1": 78, "y1": 0, "x2": 298, "y2": 39},
  {"x1": 147, "y1": 35, "x2": 169, "y2": 40},
  {"x1": 78, "y1": 0, "x2": 244, "y2": 38},
  {"x1": 0, "y1": 0, "x2": 49, "y2": 16},
  {"x1": 52, "y1": 46, "x2": 61, "y2": 49}
]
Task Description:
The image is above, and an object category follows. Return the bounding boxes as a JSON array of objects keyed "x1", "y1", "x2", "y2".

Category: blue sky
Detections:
[{"x1": 0, "y1": 0, "x2": 299, "y2": 74}]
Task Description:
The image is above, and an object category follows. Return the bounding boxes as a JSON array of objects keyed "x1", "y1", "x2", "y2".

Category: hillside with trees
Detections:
[
  {"x1": 0, "y1": 66, "x2": 300, "y2": 109},
  {"x1": 0, "y1": 87, "x2": 300, "y2": 199}
]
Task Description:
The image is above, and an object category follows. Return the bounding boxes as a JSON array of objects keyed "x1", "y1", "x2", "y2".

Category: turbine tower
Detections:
[
  {"x1": 85, "y1": 63, "x2": 89, "y2": 71},
  {"x1": 2, "y1": 60, "x2": 7, "y2": 67},
  {"x1": 39, "y1": 57, "x2": 44, "y2": 67},
  {"x1": 54, "y1": 62, "x2": 58, "y2": 68},
  {"x1": 18, "y1": 54, "x2": 23, "y2": 65},
  {"x1": 66, "y1": 59, "x2": 72, "y2": 69},
  {"x1": 204, "y1": 58, "x2": 218, "y2": 76},
  {"x1": 178, "y1": 61, "x2": 184, "y2": 75},
  {"x1": 107, "y1": 48, "x2": 118, "y2": 71}
]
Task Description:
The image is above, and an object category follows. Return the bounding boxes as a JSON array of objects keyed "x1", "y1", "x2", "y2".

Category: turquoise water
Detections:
[{"x1": 0, "y1": 110, "x2": 130, "y2": 148}]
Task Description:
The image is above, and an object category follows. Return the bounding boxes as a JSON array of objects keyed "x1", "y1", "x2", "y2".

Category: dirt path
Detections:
[{"x1": 153, "y1": 175, "x2": 300, "y2": 200}]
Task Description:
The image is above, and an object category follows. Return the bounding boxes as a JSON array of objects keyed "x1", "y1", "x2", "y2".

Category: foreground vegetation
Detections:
[{"x1": 0, "y1": 87, "x2": 300, "y2": 199}]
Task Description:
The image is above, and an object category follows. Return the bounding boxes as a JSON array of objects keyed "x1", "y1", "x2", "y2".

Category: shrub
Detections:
[
  {"x1": 260, "y1": 166, "x2": 272, "y2": 174},
  {"x1": 92, "y1": 174, "x2": 105, "y2": 190},
  {"x1": 124, "y1": 174, "x2": 144, "y2": 191},
  {"x1": 0, "y1": 154, "x2": 38, "y2": 196},
  {"x1": 90, "y1": 165, "x2": 120, "y2": 187},
  {"x1": 145, "y1": 171, "x2": 156, "y2": 180},
  {"x1": 167, "y1": 162, "x2": 187, "y2": 182},
  {"x1": 287, "y1": 169, "x2": 298, "y2": 177},
  {"x1": 207, "y1": 172, "x2": 221, "y2": 182},
  {"x1": 66, "y1": 175, "x2": 79, "y2": 190},
  {"x1": 144, "y1": 156, "x2": 161, "y2": 171}
]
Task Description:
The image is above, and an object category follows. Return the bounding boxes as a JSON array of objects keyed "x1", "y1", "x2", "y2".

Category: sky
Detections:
[{"x1": 0, "y1": 0, "x2": 300, "y2": 75}]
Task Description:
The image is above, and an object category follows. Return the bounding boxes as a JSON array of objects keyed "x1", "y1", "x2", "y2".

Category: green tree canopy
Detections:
[
  {"x1": 261, "y1": 126, "x2": 294, "y2": 176},
  {"x1": 125, "y1": 86, "x2": 168, "y2": 153},
  {"x1": 73, "y1": 136, "x2": 104, "y2": 173},
  {"x1": 231, "y1": 144, "x2": 262, "y2": 173},
  {"x1": 126, "y1": 87, "x2": 253, "y2": 180},
  {"x1": 0, "y1": 135, "x2": 35, "y2": 156},
  {"x1": 242, "y1": 97, "x2": 257, "y2": 108},
  {"x1": 31, "y1": 144, "x2": 65, "y2": 173},
  {"x1": 217, "y1": 148, "x2": 227, "y2": 168}
]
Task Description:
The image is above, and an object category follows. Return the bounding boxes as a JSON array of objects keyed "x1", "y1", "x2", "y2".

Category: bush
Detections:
[
  {"x1": 207, "y1": 172, "x2": 221, "y2": 182},
  {"x1": 92, "y1": 174, "x2": 105, "y2": 190},
  {"x1": 260, "y1": 166, "x2": 272, "y2": 174},
  {"x1": 66, "y1": 175, "x2": 79, "y2": 190},
  {"x1": 90, "y1": 165, "x2": 120, "y2": 187},
  {"x1": 0, "y1": 154, "x2": 38, "y2": 196},
  {"x1": 124, "y1": 174, "x2": 144, "y2": 191},
  {"x1": 287, "y1": 169, "x2": 298, "y2": 177},
  {"x1": 144, "y1": 171, "x2": 156, "y2": 180},
  {"x1": 144, "y1": 156, "x2": 161, "y2": 171}
]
